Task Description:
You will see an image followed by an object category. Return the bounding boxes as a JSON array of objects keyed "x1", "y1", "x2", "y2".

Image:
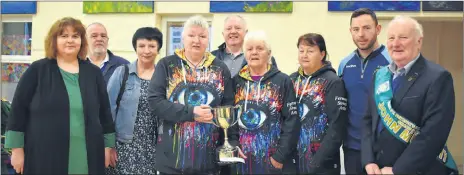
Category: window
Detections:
[
  {"x1": 2, "y1": 17, "x2": 33, "y2": 63},
  {"x1": 1, "y1": 16, "x2": 33, "y2": 101},
  {"x1": 167, "y1": 23, "x2": 184, "y2": 56},
  {"x1": 160, "y1": 15, "x2": 214, "y2": 58}
]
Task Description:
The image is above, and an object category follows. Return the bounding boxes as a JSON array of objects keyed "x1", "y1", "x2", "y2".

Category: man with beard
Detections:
[
  {"x1": 337, "y1": 8, "x2": 391, "y2": 174},
  {"x1": 86, "y1": 22, "x2": 129, "y2": 83},
  {"x1": 211, "y1": 15, "x2": 277, "y2": 77}
]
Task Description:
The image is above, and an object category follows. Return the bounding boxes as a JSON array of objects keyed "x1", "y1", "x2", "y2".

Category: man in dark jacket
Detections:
[
  {"x1": 86, "y1": 22, "x2": 129, "y2": 83},
  {"x1": 362, "y1": 15, "x2": 458, "y2": 175},
  {"x1": 211, "y1": 15, "x2": 277, "y2": 77}
]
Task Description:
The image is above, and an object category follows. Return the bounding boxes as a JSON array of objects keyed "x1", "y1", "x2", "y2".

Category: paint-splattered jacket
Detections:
[
  {"x1": 289, "y1": 62, "x2": 348, "y2": 174},
  {"x1": 232, "y1": 65, "x2": 301, "y2": 174},
  {"x1": 148, "y1": 49, "x2": 238, "y2": 174}
]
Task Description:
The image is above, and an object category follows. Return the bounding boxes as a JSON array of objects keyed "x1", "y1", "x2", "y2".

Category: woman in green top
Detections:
[{"x1": 5, "y1": 17, "x2": 116, "y2": 174}]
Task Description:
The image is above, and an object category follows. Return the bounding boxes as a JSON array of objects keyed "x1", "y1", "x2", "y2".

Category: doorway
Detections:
[{"x1": 420, "y1": 20, "x2": 463, "y2": 170}]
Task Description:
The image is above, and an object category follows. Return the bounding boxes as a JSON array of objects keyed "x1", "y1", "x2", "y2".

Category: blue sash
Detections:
[{"x1": 374, "y1": 67, "x2": 458, "y2": 173}]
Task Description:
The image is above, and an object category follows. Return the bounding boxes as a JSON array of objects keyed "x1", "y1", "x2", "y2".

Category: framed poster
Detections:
[
  {"x1": 210, "y1": 1, "x2": 292, "y2": 13},
  {"x1": 422, "y1": 1, "x2": 463, "y2": 11},
  {"x1": 167, "y1": 22, "x2": 213, "y2": 56},
  {"x1": 83, "y1": 1, "x2": 154, "y2": 14},
  {"x1": 1, "y1": 63, "x2": 30, "y2": 83},
  {"x1": 1, "y1": 1, "x2": 37, "y2": 14},
  {"x1": 328, "y1": 1, "x2": 420, "y2": 11}
]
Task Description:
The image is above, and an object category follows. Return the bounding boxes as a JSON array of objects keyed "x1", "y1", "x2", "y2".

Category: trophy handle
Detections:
[
  {"x1": 210, "y1": 108, "x2": 220, "y2": 127},
  {"x1": 231, "y1": 105, "x2": 242, "y2": 126}
]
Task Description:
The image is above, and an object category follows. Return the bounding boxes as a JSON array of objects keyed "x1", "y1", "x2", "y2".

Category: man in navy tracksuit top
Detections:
[{"x1": 337, "y1": 8, "x2": 391, "y2": 174}]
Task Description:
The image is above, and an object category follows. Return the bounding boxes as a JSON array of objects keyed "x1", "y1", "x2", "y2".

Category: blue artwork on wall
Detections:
[
  {"x1": 422, "y1": 1, "x2": 463, "y2": 11},
  {"x1": 1, "y1": 1, "x2": 37, "y2": 14},
  {"x1": 210, "y1": 1, "x2": 293, "y2": 13},
  {"x1": 328, "y1": 1, "x2": 420, "y2": 11}
]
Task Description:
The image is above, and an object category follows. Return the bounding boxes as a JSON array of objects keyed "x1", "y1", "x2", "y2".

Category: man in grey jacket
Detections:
[{"x1": 211, "y1": 15, "x2": 277, "y2": 77}]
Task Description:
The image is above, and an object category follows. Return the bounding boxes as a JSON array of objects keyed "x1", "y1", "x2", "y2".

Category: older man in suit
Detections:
[{"x1": 362, "y1": 15, "x2": 458, "y2": 175}]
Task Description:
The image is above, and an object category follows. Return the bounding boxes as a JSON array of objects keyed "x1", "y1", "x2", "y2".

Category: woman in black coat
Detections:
[{"x1": 4, "y1": 17, "x2": 115, "y2": 174}]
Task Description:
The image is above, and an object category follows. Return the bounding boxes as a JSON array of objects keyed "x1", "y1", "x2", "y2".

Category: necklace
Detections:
[{"x1": 186, "y1": 56, "x2": 205, "y2": 69}]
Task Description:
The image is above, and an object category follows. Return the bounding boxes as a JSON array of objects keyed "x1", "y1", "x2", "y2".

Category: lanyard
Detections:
[{"x1": 360, "y1": 59, "x2": 369, "y2": 79}]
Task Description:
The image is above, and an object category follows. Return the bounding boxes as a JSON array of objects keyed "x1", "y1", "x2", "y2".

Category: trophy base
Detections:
[
  {"x1": 218, "y1": 157, "x2": 245, "y2": 165},
  {"x1": 217, "y1": 145, "x2": 245, "y2": 166}
]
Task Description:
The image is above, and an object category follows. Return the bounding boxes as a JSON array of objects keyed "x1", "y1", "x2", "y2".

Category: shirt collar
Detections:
[
  {"x1": 128, "y1": 59, "x2": 156, "y2": 75},
  {"x1": 225, "y1": 45, "x2": 243, "y2": 55},
  {"x1": 388, "y1": 53, "x2": 420, "y2": 75},
  {"x1": 88, "y1": 53, "x2": 110, "y2": 68},
  {"x1": 128, "y1": 60, "x2": 138, "y2": 74}
]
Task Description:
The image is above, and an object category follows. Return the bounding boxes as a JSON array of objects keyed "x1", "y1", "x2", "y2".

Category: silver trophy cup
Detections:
[{"x1": 211, "y1": 105, "x2": 245, "y2": 165}]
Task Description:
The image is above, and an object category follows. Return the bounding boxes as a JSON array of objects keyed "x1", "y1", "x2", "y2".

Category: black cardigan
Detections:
[{"x1": 6, "y1": 58, "x2": 115, "y2": 174}]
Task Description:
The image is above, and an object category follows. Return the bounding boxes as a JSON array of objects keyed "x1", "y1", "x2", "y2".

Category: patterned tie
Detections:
[
  {"x1": 391, "y1": 71, "x2": 405, "y2": 93},
  {"x1": 377, "y1": 69, "x2": 406, "y2": 134}
]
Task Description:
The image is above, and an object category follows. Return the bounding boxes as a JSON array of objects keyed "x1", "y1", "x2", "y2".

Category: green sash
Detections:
[{"x1": 374, "y1": 67, "x2": 458, "y2": 173}]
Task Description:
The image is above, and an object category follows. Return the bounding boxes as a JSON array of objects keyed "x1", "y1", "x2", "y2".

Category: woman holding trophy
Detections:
[
  {"x1": 232, "y1": 30, "x2": 301, "y2": 174},
  {"x1": 147, "y1": 15, "x2": 239, "y2": 175}
]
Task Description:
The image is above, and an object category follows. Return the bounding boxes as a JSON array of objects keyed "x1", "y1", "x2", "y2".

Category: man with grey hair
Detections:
[
  {"x1": 86, "y1": 22, "x2": 129, "y2": 83},
  {"x1": 211, "y1": 15, "x2": 277, "y2": 77},
  {"x1": 362, "y1": 15, "x2": 458, "y2": 175}
]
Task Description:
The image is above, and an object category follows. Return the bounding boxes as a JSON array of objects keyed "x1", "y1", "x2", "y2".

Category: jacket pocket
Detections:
[
  {"x1": 400, "y1": 95, "x2": 423, "y2": 107},
  {"x1": 403, "y1": 95, "x2": 420, "y2": 100},
  {"x1": 121, "y1": 83, "x2": 135, "y2": 102}
]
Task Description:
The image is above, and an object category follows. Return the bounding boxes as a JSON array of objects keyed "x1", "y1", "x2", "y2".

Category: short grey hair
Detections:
[
  {"x1": 388, "y1": 15, "x2": 424, "y2": 38},
  {"x1": 224, "y1": 15, "x2": 247, "y2": 30},
  {"x1": 243, "y1": 30, "x2": 272, "y2": 63},
  {"x1": 86, "y1": 22, "x2": 106, "y2": 30},
  {"x1": 182, "y1": 15, "x2": 209, "y2": 38}
]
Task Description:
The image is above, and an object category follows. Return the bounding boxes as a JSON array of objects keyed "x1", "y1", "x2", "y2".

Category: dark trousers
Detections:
[
  {"x1": 219, "y1": 166, "x2": 230, "y2": 175},
  {"x1": 159, "y1": 172, "x2": 219, "y2": 175},
  {"x1": 343, "y1": 147, "x2": 364, "y2": 175},
  {"x1": 220, "y1": 160, "x2": 297, "y2": 175}
]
